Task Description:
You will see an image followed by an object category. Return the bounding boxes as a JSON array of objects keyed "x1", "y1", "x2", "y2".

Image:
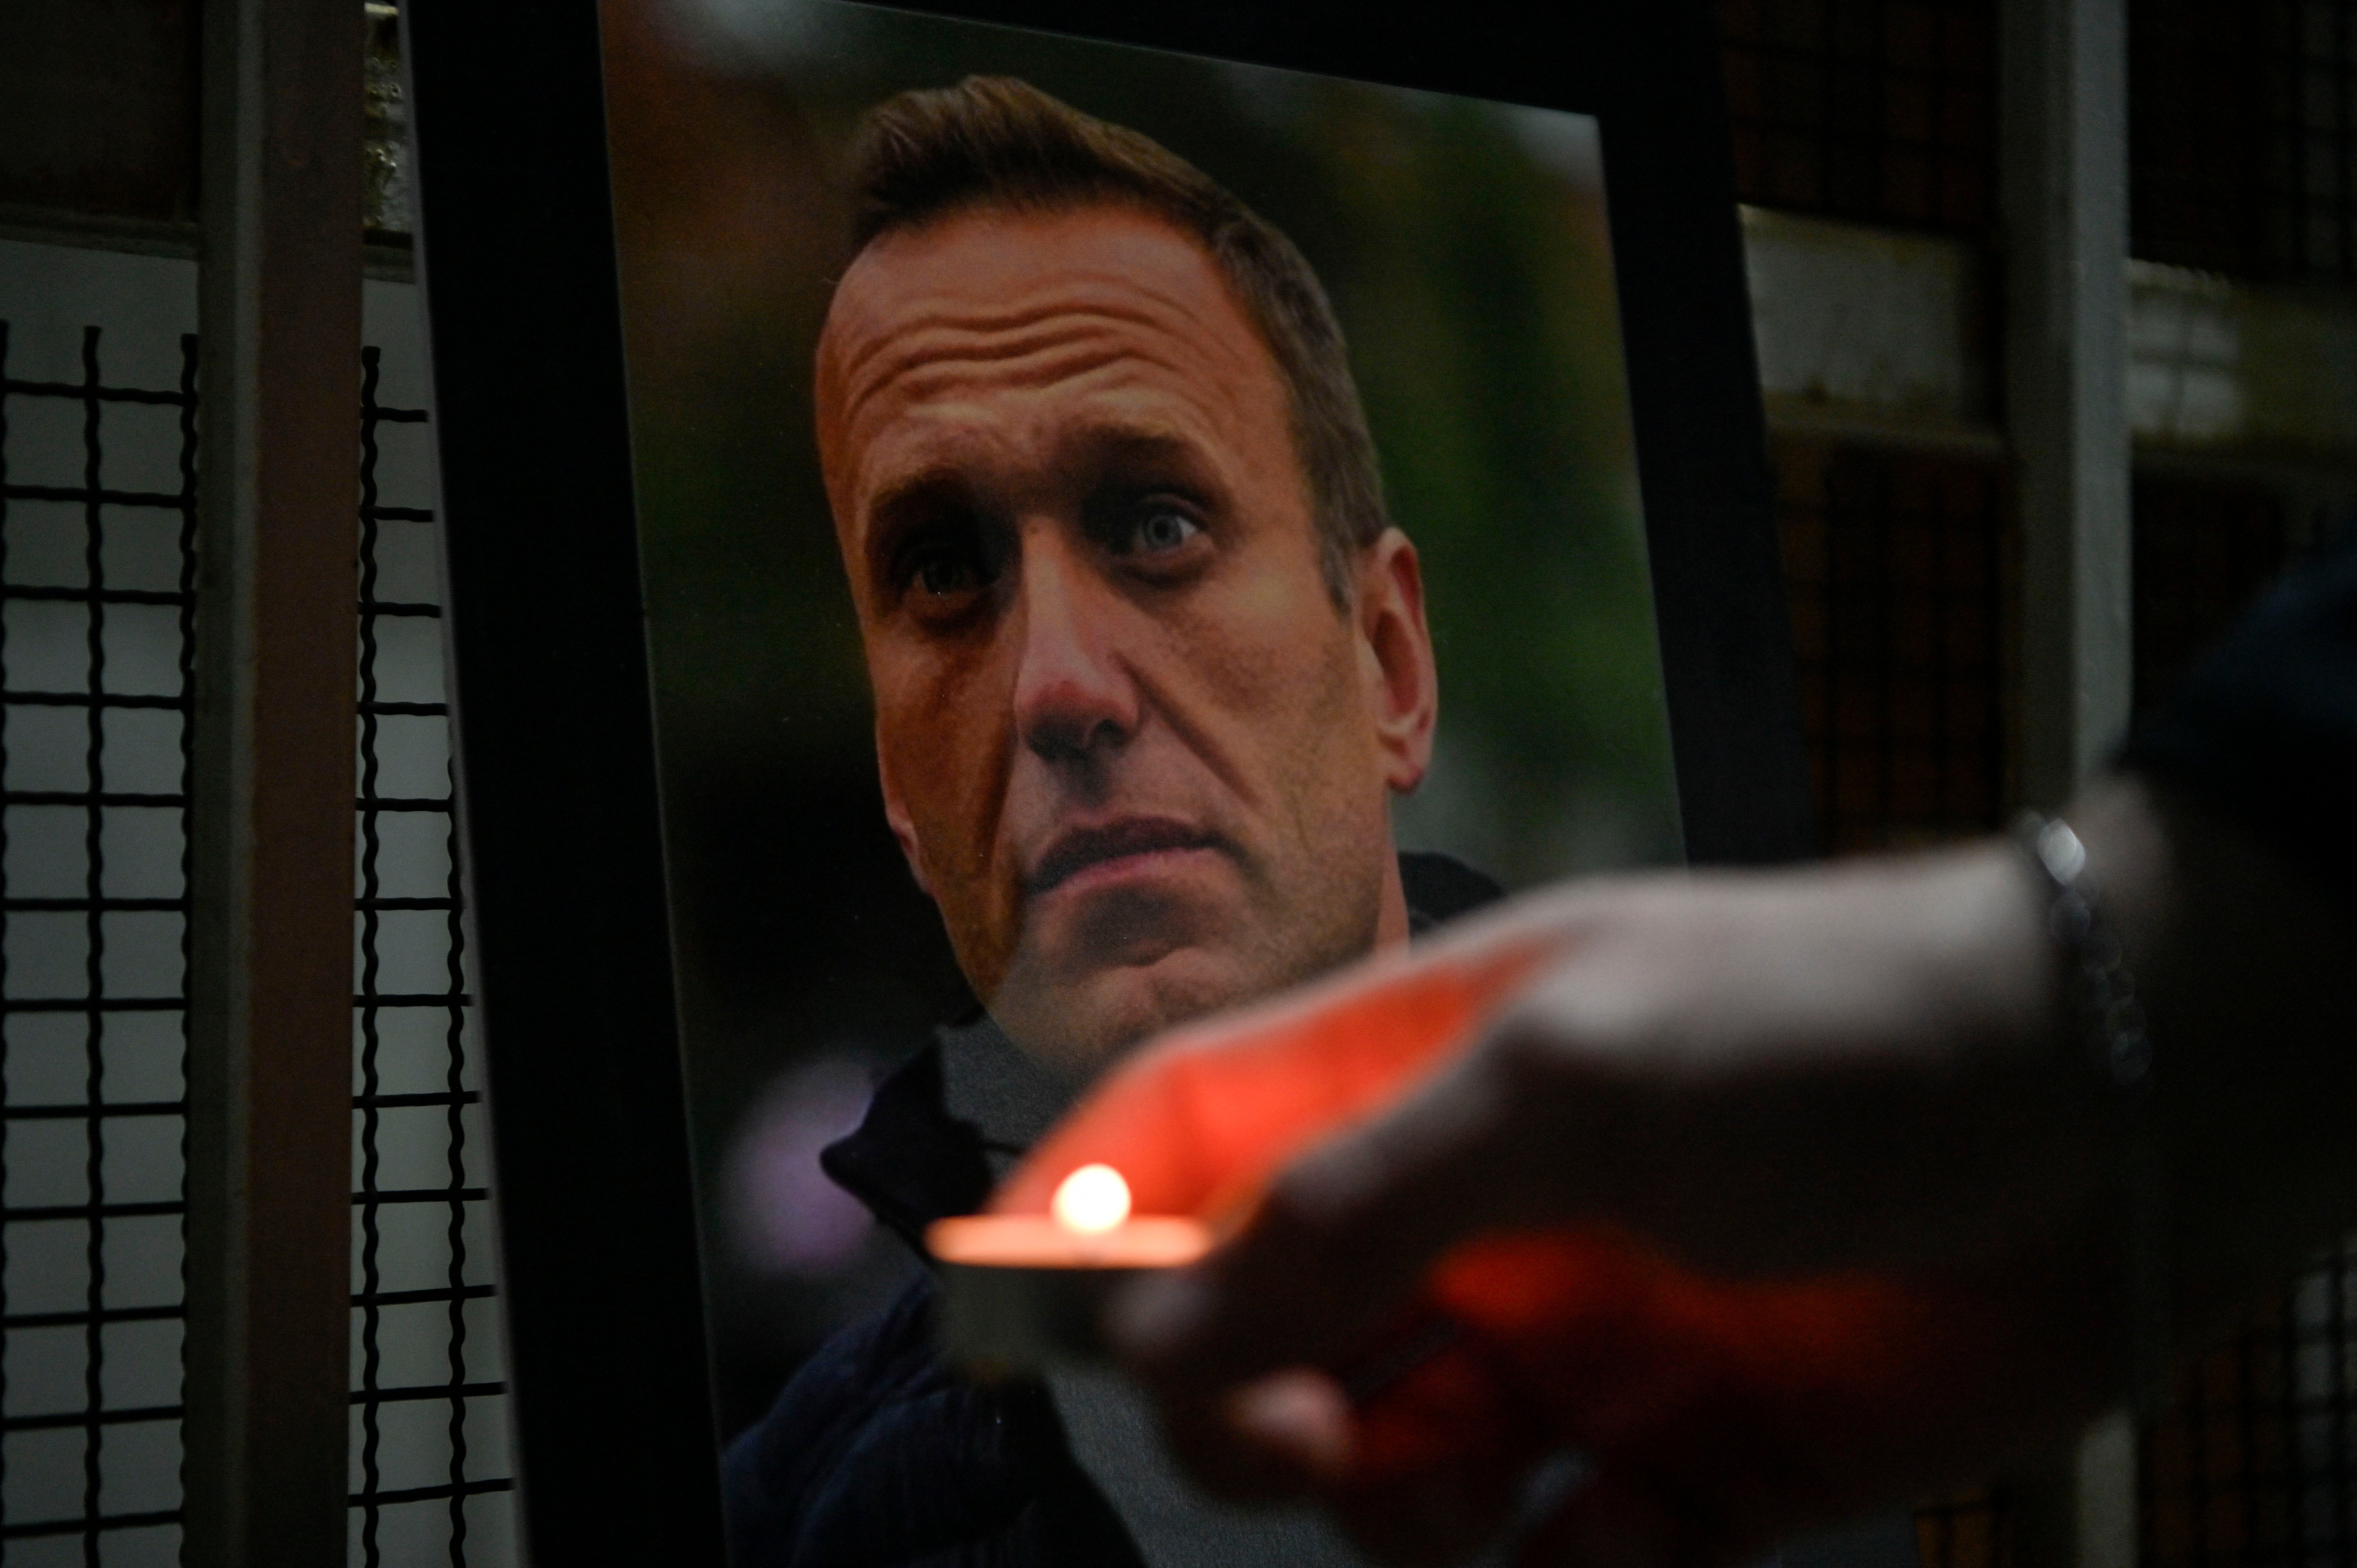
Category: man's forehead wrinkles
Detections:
[
  {"x1": 837, "y1": 295, "x2": 1264, "y2": 424},
  {"x1": 864, "y1": 345, "x2": 1233, "y2": 432},
  {"x1": 852, "y1": 406, "x2": 1230, "y2": 523},
  {"x1": 840, "y1": 352, "x2": 1272, "y2": 507},
  {"x1": 847, "y1": 334, "x2": 1147, "y2": 420},
  {"x1": 833, "y1": 274, "x2": 1201, "y2": 377}
]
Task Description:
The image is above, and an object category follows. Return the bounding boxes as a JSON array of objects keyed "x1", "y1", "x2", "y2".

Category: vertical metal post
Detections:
[
  {"x1": 182, "y1": 0, "x2": 363, "y2": 1561},
  {"x1": 2006, "y1": 0, "x2": 2132, "y2": 807},
  {"x1": 2003, "y1": 1, "x2": 2137, "y2": 1564}
]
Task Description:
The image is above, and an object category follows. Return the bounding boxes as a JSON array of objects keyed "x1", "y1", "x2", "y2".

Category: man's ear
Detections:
[
  {"x1": 1355, "y1": 527, "x2": 1438, "y2": 794},
  {"x1": 877, "y1": 726, "x2": 935, "y2": 898}
]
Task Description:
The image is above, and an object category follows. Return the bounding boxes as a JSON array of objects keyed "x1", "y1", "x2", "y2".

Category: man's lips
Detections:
[{"x1": 1025, "y1": 817, "x2": 1223, "y2": 898}]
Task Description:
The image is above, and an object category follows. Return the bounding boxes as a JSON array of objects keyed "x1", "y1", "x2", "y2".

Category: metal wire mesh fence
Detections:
[
  {"x1": 1721, "y1": 0, "x2": 1999, "y2": 238},
  {"x1": 2133, "y1": 0, "x2": 2357, "y2": 286},
  {"x1": 348, "y1": 343, "x2": 516, "y2": 1564},
  {"x1": 2126, "y1": 8, "x2": 2357, "y2": 1524},
  {"x1": 0, "y1": 322, "x2": 198, "y2": 1562},
  {"x1": 1775, "y1": 431, "x2": 2009, "y2": 1567},
  {"x1": 0, "y1": 299, "x2": 518, "y2": 1564},
  {"x1": 2132, "y1": 477, "x2": 2296, "y2": 713},
  {"x1": 2144, "y1": 1240, "x2": 2357, "y2": 1567},
  {"x1": 1774, "y1": 439, "x2": 2009, "y2": 856},
  {"x1": 2128, "y1": 480, "x2": 2353, "y2": 1568},
  {"x1": 1915, "y1": 1491, "x2": 2005, "y2": 1568}
]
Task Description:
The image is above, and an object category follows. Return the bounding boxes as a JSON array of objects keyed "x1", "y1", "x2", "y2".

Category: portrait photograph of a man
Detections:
[{"x1": 594, "y1": 5, "x2": 1684, "y2": 1563}]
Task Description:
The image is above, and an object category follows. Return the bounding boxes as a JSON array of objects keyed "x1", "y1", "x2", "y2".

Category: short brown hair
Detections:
[{"x1": 846, "y1": 75, "x2": 1390, "y2": 602}]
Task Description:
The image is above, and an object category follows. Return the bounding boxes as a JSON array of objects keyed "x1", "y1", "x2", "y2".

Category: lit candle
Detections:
[
  {"x1": 928, "y1": 1165, "x2": 1211, "y2": 1375},
  {"x1": 1054, "y1": 1163, "x2": 1130, "y2": 1233},
  {"x1": 931, "y1": 1165, "x2": 1210, "y2": 1270}
]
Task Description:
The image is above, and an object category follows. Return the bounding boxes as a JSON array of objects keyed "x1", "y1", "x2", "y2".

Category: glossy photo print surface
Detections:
[{"x1": 599, "y1": 0, "x2": 1680, "y2": 1531}]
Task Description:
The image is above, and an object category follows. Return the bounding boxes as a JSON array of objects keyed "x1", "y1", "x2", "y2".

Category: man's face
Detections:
[{"x1": 816, "y1": 204, "x2": 1435, "y2": 1073}]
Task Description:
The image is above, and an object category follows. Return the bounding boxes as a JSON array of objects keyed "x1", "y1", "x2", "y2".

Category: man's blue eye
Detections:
[{"x1": 1133, "y1": 509, "x2": 1199, "y2": 553}]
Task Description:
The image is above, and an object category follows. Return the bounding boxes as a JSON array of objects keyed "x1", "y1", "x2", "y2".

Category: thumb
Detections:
[
  {"x1": 1000, "y1": 931, "x2": 1561, "y2": 1222},
  {"x1": 1111, "y1": 1033, "x2": 1542, "y2": 1387}
]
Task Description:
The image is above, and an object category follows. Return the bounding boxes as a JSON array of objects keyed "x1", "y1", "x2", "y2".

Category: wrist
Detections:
[{"x1": 2014, "y1": 808, "x2": 2168, "y2": 1414}]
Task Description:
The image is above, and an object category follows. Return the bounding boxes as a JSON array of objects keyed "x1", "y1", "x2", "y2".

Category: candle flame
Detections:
[{"x1": 1051, "y1": 1163, "x2": 1131, "y2": 1235}]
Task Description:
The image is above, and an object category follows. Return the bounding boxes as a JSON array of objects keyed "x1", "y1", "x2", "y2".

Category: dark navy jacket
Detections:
[{"x1": 721, "y1": 853, "x2": 1503, "y2": 1568}]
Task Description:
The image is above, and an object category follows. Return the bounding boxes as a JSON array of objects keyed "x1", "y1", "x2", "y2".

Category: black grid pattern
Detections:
[
  {"x1": 1776, "y1": 436, "x2": 2008, "y2": 1562},
  {"x1": 1915, "y1": 1490, "x2": 2005, "y2": 1568},
  {"x1": 2132, "y1": 477, "x2": 2294, "y2": 714},
  {"x1": 349, "y1": 345, "x2": 514, "y2": 1562},
  {"x1": 1721, "y1": 0, "x2": 2000, "y2": 237},
  {"x1": 2133, "y1": 0, "x2": 2357, "y2": 287},
  {"x1": 0, "y1": 323, "x2": 198, "y2": 1555},
  {"x1": 1775, "y1": 441, "x2": 2007, "y2": 855},
  {"x1": 2126, "y1": 478, "x2": 2355, "y2": 1568},
  {"x1": 2143, "y1": 1240, "x2": 2357, "y2": 1566}
]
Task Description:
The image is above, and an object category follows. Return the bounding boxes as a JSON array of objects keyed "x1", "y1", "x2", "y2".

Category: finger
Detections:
[
  {"x1": 996, "y1": 933, "x2": 1560, "y2": 1221},
  {"x1": 1322, "y1": 1338, "x2": 1550, "y2": 1566},
  {"x1": 1227, "y1": 1370, "x2": 1355, "y2": 1483},
  {"x1": 1141, "y1": 1368, "x2": 1354, "y2": 1505},
  {"x1": 1109, "y1": 1025, "x2": 1559, "y2": 1384},
  {"x1": 1155, "y1": 1337, "x2": 1546, "y2": 1563},
  {"x1": 986, "y1": 1039, "x2": 1210, "y2": 1218},
  {"x1": 1143, "y1": 1301, "x2": 1543, "y2": 1514}
]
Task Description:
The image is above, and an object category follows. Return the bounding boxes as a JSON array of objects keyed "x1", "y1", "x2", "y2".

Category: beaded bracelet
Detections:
[{"x1": 2015, "y1": 812, "x2": 2170, "y2": 1416}]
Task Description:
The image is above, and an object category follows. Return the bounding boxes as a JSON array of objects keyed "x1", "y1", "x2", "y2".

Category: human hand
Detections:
[{"x1": 997, "y1": 841, "x2": 2128, "y2": 1566}]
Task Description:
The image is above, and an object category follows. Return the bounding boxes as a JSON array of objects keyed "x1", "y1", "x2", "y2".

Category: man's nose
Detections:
[{"x1": 1011, "y1": 533, "x2": 1140, "y2": 765}]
